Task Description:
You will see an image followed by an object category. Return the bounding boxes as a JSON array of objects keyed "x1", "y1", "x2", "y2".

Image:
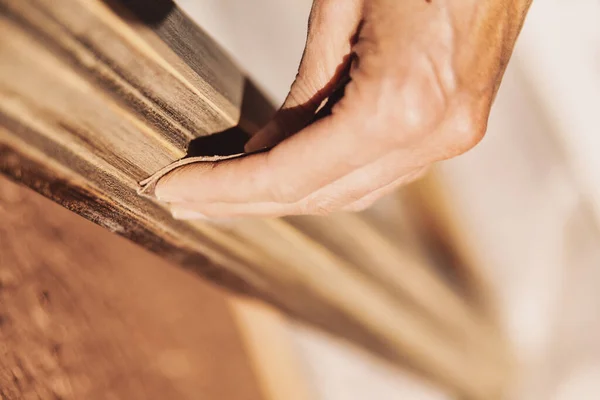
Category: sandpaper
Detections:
[{"x1": 138, "y1": 153, "x2": 247, "y2": 198}]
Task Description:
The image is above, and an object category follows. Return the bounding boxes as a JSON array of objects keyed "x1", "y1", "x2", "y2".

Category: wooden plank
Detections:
[
  {"x1": 0, "y1": 176, "x2": 266, "y2": 400},
  {"x1": 0, "y1": 0, "x2": 511, "y2": 397},
  {"x1": 0, "y1": 0, "x2": 267, "y2": 298}
]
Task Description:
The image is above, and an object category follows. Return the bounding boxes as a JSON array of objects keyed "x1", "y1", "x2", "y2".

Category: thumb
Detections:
[{"x1": 245, "y1": 0, "x2": 363, "y2": 152}]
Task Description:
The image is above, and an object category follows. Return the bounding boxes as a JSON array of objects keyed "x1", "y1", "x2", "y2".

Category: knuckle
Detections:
[
  {"x1": 399, "y1": 91, "x2": 440, "y2": 132},
  {"x1": 444, "y1": 102, "x2": 488, "y2": 157},
  {"x1": 396, "y1": 107, "x2": 438, "y2": 144},
  {"x1": 365, "y1": 79, "x2": 448, "y2": 146}
]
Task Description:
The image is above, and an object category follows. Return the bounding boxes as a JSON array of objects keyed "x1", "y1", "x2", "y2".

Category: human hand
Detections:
[{"x1": 155, "y1": 0, "x2": 532, "y2": 219}]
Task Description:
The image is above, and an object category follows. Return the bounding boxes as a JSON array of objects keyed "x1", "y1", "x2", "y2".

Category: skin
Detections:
[{"x1": 155, "y1": 0, "x2": 534, "y2": 219}]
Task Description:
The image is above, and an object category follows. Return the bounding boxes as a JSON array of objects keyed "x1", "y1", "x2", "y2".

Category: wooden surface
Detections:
[
  {"x1": 0, "y1": 0, "x2": 511, "y2": 397},
  {"x1": 0, "y1": 175, "x2": 265, "y2": 400},
  {"x1": 0, "y1": 0, "x2": 269, "y2": 302}
]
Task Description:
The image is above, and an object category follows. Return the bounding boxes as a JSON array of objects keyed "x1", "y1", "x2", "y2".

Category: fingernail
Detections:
[{"x1": 171, "y1": 209, "x2": 209, "y2": 220}]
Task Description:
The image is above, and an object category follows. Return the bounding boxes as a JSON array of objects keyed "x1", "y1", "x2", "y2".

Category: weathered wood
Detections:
[
  {"x1": 0, "y1": 0, "x2": 511, "y2": 398},
  {"x1": 0, "y1": 176, "x2": 265, "y2": 400}
]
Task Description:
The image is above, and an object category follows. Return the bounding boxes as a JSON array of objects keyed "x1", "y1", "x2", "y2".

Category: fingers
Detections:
[
  {"x1": 290, "y1": 149, "x2": 425, "y2": 214},
  {"x1": 155, "y1": 104, "x2": 394, "y2": 205},
  {"x1": 166, "y1": 167, "x2": 424, "y2": 218},
  {"x1": 245, "y1": 0, "x2": 364, "y2": 152},
  {"x1": 164, "y1": 151, "x2": 427, "y2": 218}
]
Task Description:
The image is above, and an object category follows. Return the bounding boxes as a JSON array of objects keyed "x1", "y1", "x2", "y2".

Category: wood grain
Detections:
[
  {"x1": 0, "y1": 0, "x2": 511, "y2": 398},
  {"x1": 0, "y1": 175, "x2": 265, "y2": 400}
]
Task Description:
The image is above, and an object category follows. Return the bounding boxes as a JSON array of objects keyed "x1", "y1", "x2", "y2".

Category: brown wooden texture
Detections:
[
  {"x1": 0, "y1": 0, "x2": 511, "y2": 398},
  {"x1": 0, "y1": 175, "x2": 265, "y2": 400}
]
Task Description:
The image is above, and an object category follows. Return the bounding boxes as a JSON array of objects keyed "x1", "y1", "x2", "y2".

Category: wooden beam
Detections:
[
  {"x1": 0, "y1": 1, "x2": 511, "y2": 398},
  {"x1": 0, "y1": 0, "x2": 266, "y2": 297}
]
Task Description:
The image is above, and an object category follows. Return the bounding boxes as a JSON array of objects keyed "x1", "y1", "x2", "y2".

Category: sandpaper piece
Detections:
[{"x1": 138, "y1": 153, "x2": 247, "y2": 198}]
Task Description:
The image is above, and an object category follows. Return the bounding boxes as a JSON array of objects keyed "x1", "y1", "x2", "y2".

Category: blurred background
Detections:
[{"x1": 176, "y1": 0, "x2": 600, "y2": 398}]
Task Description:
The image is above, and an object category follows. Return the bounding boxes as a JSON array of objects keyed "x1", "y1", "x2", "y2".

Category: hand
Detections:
[{"x1": 155, "y1": 0, "x2": 532, "y2": 219}]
